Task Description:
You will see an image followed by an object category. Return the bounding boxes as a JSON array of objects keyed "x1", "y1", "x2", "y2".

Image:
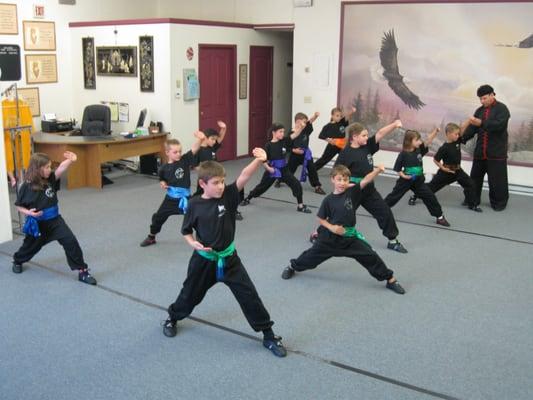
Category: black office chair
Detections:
[
  {"x1": 81, "y1": 104, "x2": 113, "y2": 186},
  {"x1": 81, "y1": 104, "x2": 111, "y2": 136}
]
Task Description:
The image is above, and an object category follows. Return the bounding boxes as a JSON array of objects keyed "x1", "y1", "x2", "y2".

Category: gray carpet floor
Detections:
[{"x1": 1, "y1": 159, "x2": 532, "y2": 400}]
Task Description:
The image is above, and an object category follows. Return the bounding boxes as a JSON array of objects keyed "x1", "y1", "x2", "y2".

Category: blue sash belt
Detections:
[
  {"x1": 269, "y1": 159, "x2": 287, "y2": 178},
  {"x1": 167, "y1": 186, "x2": 191, "y2": 213},
  {"x1": 300, "y1": 148, "x2": 313, "y2": 182},
  {"x1": 23, "y1": 205, "x2": 59, "y2": 238}
]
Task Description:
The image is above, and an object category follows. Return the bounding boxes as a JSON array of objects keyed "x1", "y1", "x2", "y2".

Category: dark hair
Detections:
[
  {"x1": 330, "y1": 164, "x2": 351, "y2": 178},
  {"x1": 402, "y1": 130, "x2": 421, "y2": 151},
  {"x1": 204, "y1": 128, "x2": 219, "y2": 138},
  {"x1": 477, "y1": 84, "x2": 494, "y2": 97},
  {"x1": 165, "y1": 138, "x2": 181, "y2": 150},
  {"x1": 197, "y1": 160, "x2": 226, "y2": 182},
  {"x1": 268, "y1": 123, "x2": 285, "y2": 135},
  {"x1": 346, "y1": 122, "x2": 366, "y2": 139},
  {"x1": 26, "y1": 152, "x2": 51, "y2": 190},
  {"x1": 294, "y1": 112, "x2": 308, "y2": 122},
  {"x1": 445, "y1": 123, "x2": 460, "y2": 134}
]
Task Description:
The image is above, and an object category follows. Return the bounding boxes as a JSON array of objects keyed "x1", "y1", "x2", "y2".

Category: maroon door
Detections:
[
  {"x1": 199, "y1": 45, "x2": 236, "y2": 161},
  {"x1": 249, "y1": 46, "x2": 273, "y2": 153}
]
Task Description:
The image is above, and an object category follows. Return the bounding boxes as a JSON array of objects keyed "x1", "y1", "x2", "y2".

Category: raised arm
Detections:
[
  {"x1": 308, "y1": 111, "x2": 320, "y2": 124},
  {"x1": 54, "y1": 151, "x2": 77, "y2": 179},
  {"x1": 375, "y1": 120, "x2": 402, "y2": 143},
  {"x1": 191, "y1": 130, "x2": 206, "y2": 155},
  {"x1": 360, "y1": 164, "x2": 385, "y2": 189},
  {"x1": 289, "y1": 120, "x2": 305, "y2": 140},
  {"x1": 236, "y1": 148, "x2": 267, "y2": 191},
  {"x1": 424, "y1": 127, "x2": 440, "y2": 147},
  {"x1": 217, "y1": 120, "x2": 227, "y2": 143},
  {"x1": 343, "y1": 106, "x2": 356, "y2": 121}
]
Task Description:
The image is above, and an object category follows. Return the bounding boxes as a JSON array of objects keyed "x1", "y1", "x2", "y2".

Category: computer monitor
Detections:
[{"x1": 136, "y1": 108, "x2": 147, "y2": 128}]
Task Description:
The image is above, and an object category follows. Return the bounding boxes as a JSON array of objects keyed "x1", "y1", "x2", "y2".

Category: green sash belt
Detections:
[
  {"x1": 349, "y1": 176, "x2": 362, "y2": 184},
  {"x1": 343, "y1": 226, "x2": 368, "y2": 244},
  {"x1": 404, "y1": 166, "x2": 424, "y2": 176},
  {"x1": 197, "y1": 242, "x2": 235, "y2": 281}
]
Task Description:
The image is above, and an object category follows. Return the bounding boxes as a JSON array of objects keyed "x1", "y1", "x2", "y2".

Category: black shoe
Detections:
[
  {"x1": 274, "y1": 180, "x2": 281, "y2": 188},
  {"x1": 436, "y1": 216, "x2": 450, "y2": 227},
  {"x1": 314, "y1": 186, "x2": 326, "y2": 195},
  {"x1": 468, "y1": 205, "x2": 483, "y2": 213},
  {"x1": 297, "y1": 204, "x2": 312, "y2": 214},
  {"x1": 281, "y1": 266, "x2": 295, "y2": 280},
  {"x1": 408, "y1": 196, "x2": 417, "y2": 206},
  {"x1": 78, "y1": 269, "x2": 97, "y2": 285},
  {"x1": 309, "y1": 232, "x2": 318, "y2": 244},
  {"x1": 492, "y1": 205, "x2": 506, "y2": 212},
  {"x1": 240, "y1": 198, "x2": 250, "y2": 206},
  {"x1": 461, "y1": 200, "x2": 468, "y2": 207},
  {"x1": 387, "y1": 241, "x2": 408, "y2": 254},
  {"x1": 263, "y1": 335, "x2": 287, "y2": 357},
  {"x1": 386, "y1": 280, "x2": 406, "y2": 295},
  {"x1": 12, "y1": 262, "x2": 22, "y2": 274},
  {"x1": 162, "y1": 317, "x2": 177, "y2": 337},
  {"x1": 140, "y1": 235, "x2": 156, "y2": 247},
  {"x1": 235, "y1": 211, "x2": 244, "y2": 221}
]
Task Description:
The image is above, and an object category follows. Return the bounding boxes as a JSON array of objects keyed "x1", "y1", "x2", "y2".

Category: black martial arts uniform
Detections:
[
  {"x1": 462, "y1": 100, "x2": 511, "y2": 210},
  {"x1": 314, "y1": 117, "x2": 349, "y2": 171},
  {"x1": 287, "y1": 121, "x2": 322, "y2": 188}
]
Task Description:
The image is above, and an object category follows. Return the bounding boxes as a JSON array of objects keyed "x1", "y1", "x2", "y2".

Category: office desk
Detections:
[{"x1": 33, "y1": 132, "x2": 168, "y2": 189}]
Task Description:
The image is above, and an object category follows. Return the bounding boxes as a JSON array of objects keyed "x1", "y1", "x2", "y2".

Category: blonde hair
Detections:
[
  {"x1": 197, "y1": 160, "x2": 226, "y2": 182},
  {"x1": 165, "y1": 139, "x2": 181, "y2": 150},
  {"x1": 445, "y1": 123, "x2": 460, "y2": 135},
  {"x1": 330, "y1": 164, "x2": 351, "y2": 179}
]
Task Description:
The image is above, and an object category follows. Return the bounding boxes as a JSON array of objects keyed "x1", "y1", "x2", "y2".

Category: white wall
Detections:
[{"x1": 0, "y1": 108, "x2": 12, "y2": 242}]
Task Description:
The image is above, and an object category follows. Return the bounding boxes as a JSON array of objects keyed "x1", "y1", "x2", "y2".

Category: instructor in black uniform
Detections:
[{"x1": 462, "y1": 85, "x2": 510, "y2": 211}]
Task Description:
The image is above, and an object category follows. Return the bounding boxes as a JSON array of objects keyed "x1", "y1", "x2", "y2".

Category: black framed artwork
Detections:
[
  {"x1": 139, "y1": 36, "x2": 154, "y2": 92},
  {"x1": 82, "y1": 37, "x2": 95, "y2": 89},
  {"x1": 96, "y1": 46, "x2": 137, "y2": 76}
]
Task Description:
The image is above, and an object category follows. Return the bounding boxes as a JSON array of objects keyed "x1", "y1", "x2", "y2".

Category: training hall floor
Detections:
[{"x1": 1, "y1": 158, "x2": 532, "y2": 400}]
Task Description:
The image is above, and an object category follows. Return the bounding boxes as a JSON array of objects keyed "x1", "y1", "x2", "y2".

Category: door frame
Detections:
[
  {"x1": 248, "y1": 45, "x2": 273, "y2": 155},
  {"x1": 198, "y1": 44, "x2": 237, "y2": 160}
]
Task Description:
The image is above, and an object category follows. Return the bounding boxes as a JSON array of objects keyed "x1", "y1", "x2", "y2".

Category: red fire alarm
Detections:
[{"x1": 186, "y1": 47, "x2": 194, "y2": 61}]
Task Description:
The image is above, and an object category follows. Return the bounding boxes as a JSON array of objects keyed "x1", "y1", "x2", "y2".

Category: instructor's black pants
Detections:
[
  {"x1": 385, "y1": 177, "x2": 443, "y2": 218},
  {"x1": 470, "y1": 159, "x2": 508, "y2": 210},
  {"x1": 247, "y1": 167, "x2": 304, "y2": 204},
  {"x1": 168, "y1": 252, "x2": 274, "y2": 332},
  {"x1": 13, "y1": 216, "x2": 87, "y2": 270}
]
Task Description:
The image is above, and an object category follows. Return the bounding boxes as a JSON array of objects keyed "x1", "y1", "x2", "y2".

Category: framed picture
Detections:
[
  {"x1": 82, "y1": 37, "x2": 96, "y2": 89},
  {"x1": 339, "y1": 1, "x2": 533, "y2": 166},
  {"x1": 25, "y1": 54, "x2": 57, "y2": 84},
  {"x1": 17, "y1": 87, "x2": 40, "y2": 116},
  {"x1": 238, "y1": 64, "x2": 247, "y2": 99},
  {"x1": 23, "y1": 20, "x2": 56, "y2": 51},
  {"x1": 139, "y1": 36, "x2": 154, "y2": 92},
  {"x1": 0, "y1": 3, "x2": 18, "y2": 34},
  {"x1": 96, "y1": 46, "x2": 137, "y2": 76},
  {"x1": 183, "y1": 68, "x2": 199, "y2": 101}
]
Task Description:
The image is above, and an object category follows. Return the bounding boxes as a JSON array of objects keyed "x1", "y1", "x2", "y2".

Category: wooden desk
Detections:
[{"x1": 33, "y1": 132, "x2": 168, "y2": 189}]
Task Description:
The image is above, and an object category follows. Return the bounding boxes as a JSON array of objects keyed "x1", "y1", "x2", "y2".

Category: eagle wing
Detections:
[{"x1": 379, "y1": 30, "x2": 425, "y2": 110}]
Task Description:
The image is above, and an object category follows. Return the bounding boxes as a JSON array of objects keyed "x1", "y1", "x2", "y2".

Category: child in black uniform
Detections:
[
  {"x1": 334, "y1": 120, "x2": 407, "y2": 253},
  {"x1": 12, "y1": 152, "x2": 96, "y2": 285},
  {"x1": 286, "y1": 111, "x2": 326, "y2": 195},
  {"x1": 384, "y1": 129, "x2": 451, "y2": 227},
  {"x1": 193, "y1": 121, "x2": 244, "y2": 221},
  {"x1": 408, "y1": 123, "x2": 481, "y2": 212},
  {"x1": 163, "y1": 149, "x2": 287, "y2": 357},
  {"x1": 314, "y1": 106, "x2": 355, "y2": 171},
  {"x1": 139, "y1": 132, "x2": 203, "y2": 247},
  {"x1": 240, "y1": 122, "x2": 312, "y2": 213},
  {"x1": 281, "y1": 164, "x2": 405, "y2": 295}
]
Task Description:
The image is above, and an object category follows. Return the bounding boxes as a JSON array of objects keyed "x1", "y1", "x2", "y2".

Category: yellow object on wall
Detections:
[{"x1": 2, "y1": 98, "x2": 34, "y2": 173}]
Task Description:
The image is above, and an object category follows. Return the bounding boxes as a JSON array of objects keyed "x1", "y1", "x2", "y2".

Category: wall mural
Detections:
[{"x1": 339, "y1": 1, "x2": 533, "y2": 165}]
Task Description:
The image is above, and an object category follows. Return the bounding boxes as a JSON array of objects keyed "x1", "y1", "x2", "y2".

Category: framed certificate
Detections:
[
  {"x1": 17, "y1": 87, "x2": 40, "y2": 117},
  {"x1": 25, "y1": 54, "x2": 58, "y2": 84},
  {"x1": 23, "y1": 20, "x2": 56, "y2": 51},
  {"x1": 0, "y1": 3, "x2": 18, "y2": 35}
]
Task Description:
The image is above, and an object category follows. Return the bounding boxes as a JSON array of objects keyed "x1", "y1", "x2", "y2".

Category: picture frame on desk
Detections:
[
  {"x1": 96, "y1": 46, "x2": 137, "y2": 77},
  {"x1": 25, "y1": 54, "x2": 57, "y2": 84},
  {"x1": 23, "y1": 20, "x2": 56, "y2": 51},
  {"x1": 0, "y1": 3, "x2": 18, "y2": 35}
]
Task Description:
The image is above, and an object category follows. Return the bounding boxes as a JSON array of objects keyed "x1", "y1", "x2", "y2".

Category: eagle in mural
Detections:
[{"x1": 379, "y1": 30, "x2": 425, "y2": 110}]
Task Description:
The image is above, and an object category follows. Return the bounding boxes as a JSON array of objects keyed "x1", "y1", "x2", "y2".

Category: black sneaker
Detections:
[
  {"x1": 468, "y1": 205, "x2": 483, "y2": 213},
  {"x1": 274, "y1": 180, "x2": 281, "y2": 188},
  {"x1": 387, "y1": 241, "x2": 408, "y2": 254},
  {"x1": 408, "y1": 196, "x2": 417, "y2": 206},
  {"x1": 281, "y1": 266, "x2": 295, "y2": 280},
  {"x1": 461, "y1": 200, "x2": 468, "y2": 207},
  {"x1": 386, "y1": 280, "x2": 406, "y2": 295},
  {"x1": 436, "y1": 216, "x2": 451, "y2": 227},
  {"x1": 140, "y1": 235, "x2": 156, "y2": 247},
  {"x1": 309, "y1": 232, "x2": 318, "y2": 244},
  {"x1": 235, "y1": 211, "x2": 244, "y2": 221},
  {"x1": 314, "y1": 186, "x2": 326, "y2": 195},
  {"x1": 162, "y1": 317, "x2": 177, "y2": 337},
  {"x1": 297, "y1": 204, "x2": 312, "y2": 214},
  {"x1": 12, "y1": 262, "x2": 22, "y2": 274},
  {"x1": 240, "y1": 198, "x2": 250, "y2": 206},
  {"x1": 78, "y1": 270, "x2": 97, "y2": 285},
  {"x1": 263, "y1": 335, "x2": 287, "y2": 357}
]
